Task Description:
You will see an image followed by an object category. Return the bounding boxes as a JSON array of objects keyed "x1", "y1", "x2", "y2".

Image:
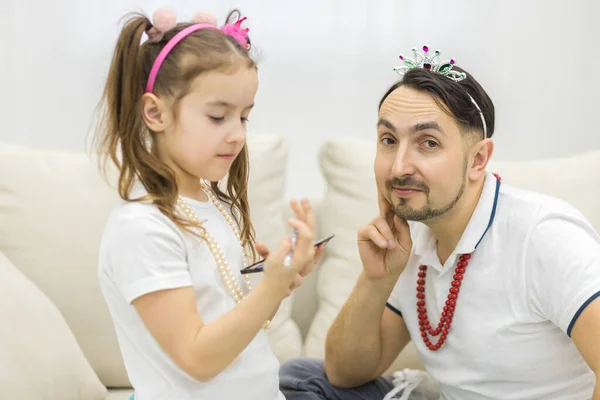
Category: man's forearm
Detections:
[{"x1": 324, "y1": 271, "x2": 399, "y2": 387}]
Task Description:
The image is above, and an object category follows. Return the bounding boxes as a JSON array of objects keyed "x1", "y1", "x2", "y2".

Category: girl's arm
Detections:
[
  {"x1": 133, "y1": 277, "x2": 282, "y2": 381},
  {"x1": 133, "y1": 216, "x2": 316, "y2": 381}
]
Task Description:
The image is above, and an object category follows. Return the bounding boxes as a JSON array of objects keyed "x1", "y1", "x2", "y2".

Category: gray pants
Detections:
[{"x1": 279, "y1": 358, "x2": 394, "y2": 400}]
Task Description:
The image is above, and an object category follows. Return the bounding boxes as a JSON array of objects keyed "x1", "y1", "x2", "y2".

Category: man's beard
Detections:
[{"x1": 385, "y1": 163, "x2": 467, "y2": 222}]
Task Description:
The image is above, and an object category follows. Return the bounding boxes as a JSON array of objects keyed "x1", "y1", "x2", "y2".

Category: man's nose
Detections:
[{"x1": 391, "y1": 146, "x2": 417, "y2": 177}]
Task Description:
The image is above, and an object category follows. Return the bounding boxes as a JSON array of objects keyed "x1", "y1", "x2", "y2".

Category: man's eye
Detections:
[{"x1": 424, "y1": 140, "x2": 438, "y2": 148}]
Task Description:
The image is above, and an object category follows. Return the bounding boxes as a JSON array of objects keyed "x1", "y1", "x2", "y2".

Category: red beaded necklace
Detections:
[
  {"x1": 417, "y1": 173, "x2": 501, "y2": 352},
  {"x1": 416, "y1": 254, "x2": 470, "y2": 351}
]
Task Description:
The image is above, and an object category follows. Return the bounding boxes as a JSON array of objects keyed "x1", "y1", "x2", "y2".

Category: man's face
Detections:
[{"x1": 374, "y1": 86, "x2": 470, "y2": 221}]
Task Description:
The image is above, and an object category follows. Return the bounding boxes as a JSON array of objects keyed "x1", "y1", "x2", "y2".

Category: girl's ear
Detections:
[{"x1": 141, "y1": 93, "x2": 171, "y2": 132}]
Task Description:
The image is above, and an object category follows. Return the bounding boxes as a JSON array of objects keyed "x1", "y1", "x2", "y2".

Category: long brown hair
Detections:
[{"x1": 95, "y1": 10, "x2": 257, "y2": 261}]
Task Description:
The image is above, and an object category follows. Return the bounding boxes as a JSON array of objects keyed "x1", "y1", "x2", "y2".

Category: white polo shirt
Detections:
[{"x1": 387, "y1": 171, "x2": 599, "y2": 400}]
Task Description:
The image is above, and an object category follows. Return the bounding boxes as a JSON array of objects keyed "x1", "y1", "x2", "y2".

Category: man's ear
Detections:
[
  {"x1": 141, "y1": 93, "x2": 170, "y2": 132},
  {"x1": 468, "y1": 138, "x2": 494, "y2": 181}
]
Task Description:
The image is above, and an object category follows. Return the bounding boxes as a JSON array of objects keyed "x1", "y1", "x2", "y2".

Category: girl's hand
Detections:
[{"x1": 261, "y1": 199, "x2": 318, "y2": 298}]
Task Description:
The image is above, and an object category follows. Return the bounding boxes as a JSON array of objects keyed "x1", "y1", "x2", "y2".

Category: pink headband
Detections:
[{"x1": 145, "y1": 10, "x2": 250, "y2": 93}]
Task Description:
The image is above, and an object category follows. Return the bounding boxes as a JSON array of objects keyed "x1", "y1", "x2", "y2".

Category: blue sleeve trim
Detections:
[
  {"x1": 386, "y1": 302, "x2": 402, "y2": 317},
  {"x1": 475, "y1": 176, "x2": 501, "y2": 249},
  {"x1": 567, "y1": 290, "x2": 600, "y2": 337}
]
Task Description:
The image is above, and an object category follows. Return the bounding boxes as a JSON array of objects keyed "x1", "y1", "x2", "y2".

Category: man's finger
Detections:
[
  {"x1": 372, "y1": 216, "x2": 396, "y2": 248},
  {"x1": 393, "y1": 215, "x2": 412, "y2": 249},
  {"x1": 378, "y1": 188, "x2": 392, "y2": 217},
  {"x1": 358, "y1": 224, "x2": 389, "y2": 249}
]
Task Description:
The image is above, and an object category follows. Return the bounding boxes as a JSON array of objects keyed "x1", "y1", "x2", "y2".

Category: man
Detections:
[{"x1": 279, "y1": 46, "x2": 600, "y2": 399}]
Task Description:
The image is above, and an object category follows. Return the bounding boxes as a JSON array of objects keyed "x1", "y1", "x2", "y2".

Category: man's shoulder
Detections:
[{"x1": 497, "y1": 183, "x2": 589, "y2": 229}]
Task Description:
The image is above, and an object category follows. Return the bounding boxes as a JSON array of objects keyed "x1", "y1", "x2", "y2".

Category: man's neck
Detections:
[{"x1": 426, "y1": 176, "x2": 486, "y2": 265}]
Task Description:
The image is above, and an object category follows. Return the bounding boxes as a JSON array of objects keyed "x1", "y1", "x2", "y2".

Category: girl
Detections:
[{"x1": 96, "y1": 8, "x2": 317, "y2": 400}]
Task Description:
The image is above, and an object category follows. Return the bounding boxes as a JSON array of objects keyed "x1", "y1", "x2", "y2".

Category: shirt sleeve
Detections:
[
  {"x1": 106, "y1": 213, "x2": 193, "y2": 304},
  {"x1": 386, "y1": 277, "x2": 404, "y2": 317},
  {"x1": 527, "y1": 213, "x2": 600, "y2": 336}
]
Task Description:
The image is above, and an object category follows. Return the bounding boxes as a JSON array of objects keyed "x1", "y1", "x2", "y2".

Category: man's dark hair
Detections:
[{"x1": 379, "y1": 66, "x2": 495, "y2": 138}]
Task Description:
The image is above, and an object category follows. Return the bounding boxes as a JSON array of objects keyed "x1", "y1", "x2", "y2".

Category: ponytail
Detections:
[{"x1": 95, "y1": 11, "x2": 257, "y2": 262}]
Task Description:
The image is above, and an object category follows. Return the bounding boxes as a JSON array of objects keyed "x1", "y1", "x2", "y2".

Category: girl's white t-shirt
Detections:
[{"x1": 98, "y1": 194, "x2": 285, "y2": 400}]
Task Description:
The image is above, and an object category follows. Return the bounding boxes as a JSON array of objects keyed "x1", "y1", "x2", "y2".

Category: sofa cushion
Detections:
[
  {"x1": 245, "y1": 135, "x2": 303, "y2": 362},
  {"x1": 488, "y1": 152, "x2": 600, "y2": 231},
  {"x1": 305, "y1": 137, "x2": 600, "y2": 372},
  {"x1": 0, "y1": 134, "x2": 300, "y2": 388},
  {"x1": 304, "y1": 138, "x2": 424, "y2": 371},
  {"x1": 0, "y1": 251, "x2": 107, "y2": 399}
]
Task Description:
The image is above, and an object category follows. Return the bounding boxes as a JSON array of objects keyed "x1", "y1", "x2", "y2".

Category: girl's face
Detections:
[{"x1": 149, "y1": 66, "x2": 258, "y2": 197}]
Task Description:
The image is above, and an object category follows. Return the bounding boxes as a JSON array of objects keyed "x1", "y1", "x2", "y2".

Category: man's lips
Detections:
[{"x1": 392, "y1": 187, "x2": 423, "y2": 197}]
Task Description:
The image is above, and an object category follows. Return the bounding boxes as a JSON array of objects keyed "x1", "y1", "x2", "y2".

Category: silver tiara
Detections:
[
  {"x1": 392, "y1": 45, "x2": 488, "y2": 138},
  {"x1": 393, "y1": 45, "x2": 467, "y2": 82}
]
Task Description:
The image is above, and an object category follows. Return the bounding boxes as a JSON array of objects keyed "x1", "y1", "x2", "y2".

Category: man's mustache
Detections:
[{"x1": 385, "y1": 177, "x2": 429, "y2": 194}]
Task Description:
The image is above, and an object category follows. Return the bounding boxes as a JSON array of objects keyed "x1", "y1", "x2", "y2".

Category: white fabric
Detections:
[
  {"x1": 306, "y1": 137, "x2": 600, "y2": 377},
  {"x1": 0, "y1": 142, "x2": 129, "y2": 386},
  {"x1": 304, "y1": 138, "x2": 423, "y2": 370},
  {"x1": 383, "y1": 369, "x2": 440, "y2": 400},
  {"x1": 0, "y1": 251, "x2": 107, "y2": 400},
  {"x1": 99, "y1": 192, "x2": 285, "y2": 400},
  {"x1": 245, "y1": 135, "x2": 303, "y2": 361},
  {"x1": 0, "y1": 135, "x2": 300, "y2": 389},
  {"x1": 488, "y1": 151, "x2": 600, "y2": 232},
  {"x1": 388, "y1": 171, "x2": 598, "y2": 400}
]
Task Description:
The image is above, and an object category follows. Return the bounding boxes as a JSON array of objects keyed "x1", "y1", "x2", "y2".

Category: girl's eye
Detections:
[{"x1": 209, "y1": 116, "x2": 224, "y2": 122}]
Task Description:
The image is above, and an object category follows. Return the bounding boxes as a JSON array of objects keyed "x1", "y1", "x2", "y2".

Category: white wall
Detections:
[{"x1": 1, "y1": 0, "x2": 598, "y2": 199}]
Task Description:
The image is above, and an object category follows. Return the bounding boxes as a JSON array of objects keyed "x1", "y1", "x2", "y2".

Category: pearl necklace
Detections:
[{"x1": 175, "y1": 186, "x2": 270, "y2": 330}]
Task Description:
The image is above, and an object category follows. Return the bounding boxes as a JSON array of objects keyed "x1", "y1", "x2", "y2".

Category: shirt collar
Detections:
[{"x1": 411, "y1": 171, "x2": 501, "y2": 263}]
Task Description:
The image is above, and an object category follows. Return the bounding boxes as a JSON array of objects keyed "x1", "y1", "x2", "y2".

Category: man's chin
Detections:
[{"x1": 392, "y1": 204, "x2": 430, "y2": 222}]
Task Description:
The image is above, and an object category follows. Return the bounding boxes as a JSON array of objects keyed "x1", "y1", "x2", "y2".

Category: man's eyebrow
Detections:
[
  {"x1": 377, "y1": 118, "x2": 396, "y2": 133},
  {"x1": 377, "y1": 119, "x2": 445, "y2": 136},
  {"x1": 409, "y1": 121, "x2": 445, "y2": 135}
]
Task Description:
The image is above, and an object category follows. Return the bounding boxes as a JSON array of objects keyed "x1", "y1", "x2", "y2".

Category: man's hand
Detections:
[{"x1": 357, "y1": 189, "x2": 412, "y2": 280}]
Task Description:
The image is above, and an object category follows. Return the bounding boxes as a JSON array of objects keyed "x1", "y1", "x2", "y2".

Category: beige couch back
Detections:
[
  {"x1": 300, "y1": 138, "x2": 600, "y2": 373},
  {"x1": 1, "y1": 136, "x2": 599, "y2": 388},
  {"x1": 0, "y1": 136, "x2": 304, "y2": 389}
]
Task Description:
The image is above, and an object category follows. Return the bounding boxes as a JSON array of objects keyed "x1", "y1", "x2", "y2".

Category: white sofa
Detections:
[{"x1": 1, "y1": 135, "x2": 599, "y2": 399}]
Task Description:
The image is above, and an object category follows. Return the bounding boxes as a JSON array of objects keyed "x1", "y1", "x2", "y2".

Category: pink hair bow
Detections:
[
  {"x1": 192, "y1": 11, "x2": 249, "y2": 49},
  {"x1": 147, "y1": 8, "x2": 249, "y2": 49},
  {"x1": 219, "y1": 17, "x2": 250, "y2": 49}
]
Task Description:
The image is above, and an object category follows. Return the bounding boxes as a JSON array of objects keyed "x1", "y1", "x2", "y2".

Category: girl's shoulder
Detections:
[{"x1": 102, "y1": 200, "x2": 184, "y2": 247}]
